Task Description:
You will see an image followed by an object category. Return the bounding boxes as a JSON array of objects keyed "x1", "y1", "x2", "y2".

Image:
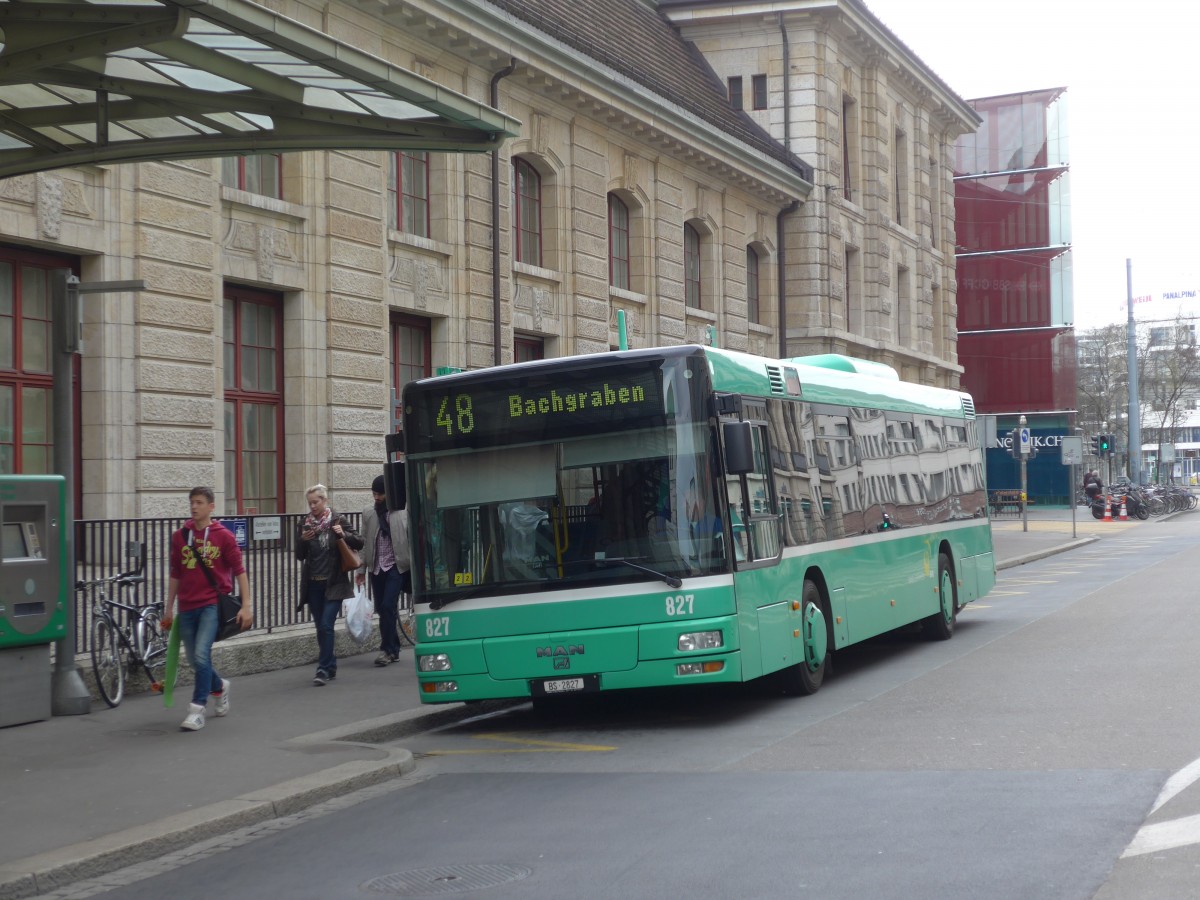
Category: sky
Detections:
[{"x1": 862, "y1": 0, "x2": 1200, "y2": 331}]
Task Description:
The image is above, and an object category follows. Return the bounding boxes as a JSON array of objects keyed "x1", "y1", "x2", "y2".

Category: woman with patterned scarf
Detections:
[{"x1": 295, "y1": 483, "x2": 363, "y2": 686}]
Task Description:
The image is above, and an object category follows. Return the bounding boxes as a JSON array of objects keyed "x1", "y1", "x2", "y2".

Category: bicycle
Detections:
[
  {"x1": 81, "y1": 548, "x2": 169, "y2": 707},
  {"x1": 397, "y1": 589, "x2": 416, "y2": 648}
]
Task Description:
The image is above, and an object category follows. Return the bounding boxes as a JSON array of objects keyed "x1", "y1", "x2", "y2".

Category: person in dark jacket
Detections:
[{"x1": 296, "y1": 483, "x2": 363, "y2": 686}]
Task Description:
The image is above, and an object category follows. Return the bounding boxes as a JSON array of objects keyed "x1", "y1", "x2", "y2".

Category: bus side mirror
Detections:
[
  {"x1": 383, "y1": 460, "x2": 406, "y2": 511},
  {"x1": 723, "y1": 421, "x2": 754, "y2": 475}
]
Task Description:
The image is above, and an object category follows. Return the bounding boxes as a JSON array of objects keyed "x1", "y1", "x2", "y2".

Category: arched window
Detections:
[
  {"x1": 513, "y1": 158, "x2": 542, "y2": 266},
  {"x1": 608, "y1": 193, "x2": 630, "y2": 290},
  {"x1": 684, "y1": 223, "x2": 702, "y2": 309},
  {"x1": 746, "y1": 246, "x2": 761, "y2": 324}
]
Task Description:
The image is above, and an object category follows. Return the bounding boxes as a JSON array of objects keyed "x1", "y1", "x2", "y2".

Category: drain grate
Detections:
[{"x1": 362, "y1": 864, "x2": 533, "y2": 895}]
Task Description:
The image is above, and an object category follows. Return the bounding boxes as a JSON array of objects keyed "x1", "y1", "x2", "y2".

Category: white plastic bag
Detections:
[{"x1": 343, "y1": 584, "x2": 373, "y2": 646}]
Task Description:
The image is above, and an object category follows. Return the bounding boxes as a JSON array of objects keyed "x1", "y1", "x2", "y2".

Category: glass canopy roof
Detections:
[{"x1": 0, "y1": 0, "x2": 519, "y2": 177}]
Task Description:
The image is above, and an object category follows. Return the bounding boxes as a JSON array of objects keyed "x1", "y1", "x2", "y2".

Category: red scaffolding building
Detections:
[{"x1": 954, "y1": 88, "x2": 1076, "y2": 502}]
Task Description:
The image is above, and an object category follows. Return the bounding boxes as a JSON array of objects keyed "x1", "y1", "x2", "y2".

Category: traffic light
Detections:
[
  {"x1": 1008, "y1": 427, "x2": 1021, "y2": 458},
  {"x1": 1090, "y1": 435, "x2": 1101, "y2": 456},
  {"x1": 1099, "y1": 434, "x2": 1112, "y2": 458}
]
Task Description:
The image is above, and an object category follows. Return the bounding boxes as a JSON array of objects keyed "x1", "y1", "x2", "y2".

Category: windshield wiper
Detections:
[
  {"x1": 604, "y1": 557, "x2": 683, "y2": 588},
  {"x1": 559, "y1": 556, "x2": 682, "y2": 588}
]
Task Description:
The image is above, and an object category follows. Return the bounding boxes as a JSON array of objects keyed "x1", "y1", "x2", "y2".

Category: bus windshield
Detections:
[{"x1": 405, "y1": 353, "x2": 726, "y2": 604}]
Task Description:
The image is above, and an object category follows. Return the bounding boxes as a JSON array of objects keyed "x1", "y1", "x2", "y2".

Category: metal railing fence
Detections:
[{"x1": 74, "y1": 512, "x2": 362, "y2": 654}]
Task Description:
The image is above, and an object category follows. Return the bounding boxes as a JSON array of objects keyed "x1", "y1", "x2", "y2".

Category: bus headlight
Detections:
[
  {"x1": 418, "y1": 653, "x2": 452, "y2": 672},
  {"x1": 678, "y1": 630, "x2": 723, "y2": 651},
  {"x1": 421, "y1": 681, "x2": 458, "y2": 694}
]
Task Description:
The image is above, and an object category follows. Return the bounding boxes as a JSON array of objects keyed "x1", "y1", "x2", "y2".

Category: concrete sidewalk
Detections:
[{"x1": 0, "y1": 511, "x2": 1125, "y2": 899}]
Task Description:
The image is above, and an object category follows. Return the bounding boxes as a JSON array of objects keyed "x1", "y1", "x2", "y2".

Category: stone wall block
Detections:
[
  {"x1": 330, "y1": 323, "x2": 385, "y2": 354},
  {"x1": 330, "y1": 267, "x2": 384, "y2": 300},
  {"x1": 136, "y1": 194, "x2": 214, "y2": 236},
  {"x1": 139, "y1": 261, "x2": 215, "y2": 301},
  {"x1": 140, "y1": 427, "x2": 215, "y2": 458},
  {"x1": 139, "y1": 295, "x2": 214, "y2": 332},
  {"x1": 140, "y1": 361, "x2": 216, "y2": 394},
  {"x1": 328, "y1": 211, "x2": 382, "y2": 245},
  {"x1": 329, "y1": 239, "x2": 384, "y2": 275},
  {"x1": 140, "y1": 230, "x2": 216, "y2": 269},
  {"x1": 137, "y1": 162, "x2": 214, "y2": 204},
  {"x1": 138, "y1": 460, "x2": 218, "y2": 490},
  {"x1": 331, "y1": 380, "x2": 389, "y2": 409},
  {"x1": 330, "y1": 295, "x2": 383, "y2": 328},
  {"x1": 330, "y1": 434, "x2": 385, "y2": 460},
  {"x1": 331, "y1": 406, "x2": 389, "y2": 434},
  {"x1": 330, "y1": 352, "x2": 386, "y2": 381},
  {"x1": 139, "y1": 394, "x2": 215, "y2": 427},
  {"x1": 139, "y1": 326, "x2": 212, "y2": 363}
]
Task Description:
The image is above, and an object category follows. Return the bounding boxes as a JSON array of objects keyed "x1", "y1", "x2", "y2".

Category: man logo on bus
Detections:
[{"x1": 536, "y1": 644, "x2": 584, "y2": 663}]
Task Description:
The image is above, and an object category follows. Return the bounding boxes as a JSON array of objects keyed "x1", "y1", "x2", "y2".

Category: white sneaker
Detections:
[
  {"x1": 181, "y1": 703, "x2": 206, "y2": 731},
  {"x1": 212, "y1": 679, "x2": 230, "y2": 717}
]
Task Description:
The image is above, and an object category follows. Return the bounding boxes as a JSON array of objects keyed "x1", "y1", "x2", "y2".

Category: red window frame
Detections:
[
  {"x1": 223, "y1": 286, "x2": 284, "y2": 515},
  {"x1": 747, "y1": 246, "x2": 760, "y2": 324},
  {"x1": 391, "y1": 313, "x2": 432, "y2": 429},
  {"x1": 513, "y1": 158, "x2": 542, "y2": 267},
  {"x1": 221, "y1": 155, "x2": 283, "y2": 199},
  {"x1": 390, "y1": 151, "x2": 430, "y2": 237},
  {"x1": 684, "y1": 223, "x2": 702, "y2": 309},
  {"x1": 0, "y1": 247, "x2": 76, "y2": 479},
  {"x1": 608, "y1": 193, "x2": 630, "y2": 290},
  {"x1": 514, "y1": 335, "x2": 544, "y2": 363}
]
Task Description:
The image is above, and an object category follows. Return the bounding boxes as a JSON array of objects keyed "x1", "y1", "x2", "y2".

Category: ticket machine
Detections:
[{"x1": 0, "y1": 475, "x2": 66, "y2": 726}]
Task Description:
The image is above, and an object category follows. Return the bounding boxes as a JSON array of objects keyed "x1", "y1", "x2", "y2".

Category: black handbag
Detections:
[{"x1": 186, "y1": 528, "x2": 244, "y2": 642}]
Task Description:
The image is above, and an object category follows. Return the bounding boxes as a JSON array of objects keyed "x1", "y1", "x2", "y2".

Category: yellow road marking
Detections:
[{"x1": 425, "y1": 731, "x2": 617, "y2": 756}]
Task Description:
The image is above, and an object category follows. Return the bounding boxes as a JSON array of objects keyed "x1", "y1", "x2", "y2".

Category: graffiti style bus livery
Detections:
[{"x1": 401, "y1": 345, "x2": 995, "y2": 702}]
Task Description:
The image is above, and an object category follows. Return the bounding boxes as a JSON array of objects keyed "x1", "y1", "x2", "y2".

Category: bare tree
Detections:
[{"x1": 1142, "y1": 315, "x2": 1200, "y2": 481}]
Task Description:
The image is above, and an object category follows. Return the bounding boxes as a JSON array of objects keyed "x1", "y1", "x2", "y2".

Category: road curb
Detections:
[
  {"x1": 997, "y1": 536, "x2": 1099, "y2": 570},
  {"x1": 0, "y1": 750, "x2": 414, "y2": 900},
  {"x1": 0, "y1": 693, "x2": 528, "y2": 900}
]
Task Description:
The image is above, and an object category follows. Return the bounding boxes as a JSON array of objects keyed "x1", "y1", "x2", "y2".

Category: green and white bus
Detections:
[{"x1": 401, "y1": 344, "x2": 995, "y2": 703}]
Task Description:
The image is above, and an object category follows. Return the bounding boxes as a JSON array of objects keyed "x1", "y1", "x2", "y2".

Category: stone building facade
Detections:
[
  {"x1": 666, "y1": 1, "x2": 978, "y2": 385},
  {"x1": 0, "y1": 0, "x2": 977, "y2": 519}
]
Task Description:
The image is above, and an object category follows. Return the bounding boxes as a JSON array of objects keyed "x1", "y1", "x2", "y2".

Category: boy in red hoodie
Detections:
[{"x1": 161, "y1": 487, "x2": 253, "y2": 731}]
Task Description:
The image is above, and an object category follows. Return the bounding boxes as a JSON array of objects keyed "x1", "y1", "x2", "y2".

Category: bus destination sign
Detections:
[{"x1": 406, "y1": 366, "x2": 666, "y2": 452}]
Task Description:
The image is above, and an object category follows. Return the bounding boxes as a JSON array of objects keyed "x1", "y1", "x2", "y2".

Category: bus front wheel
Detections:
[
  {"x1": 776, "y1": 579, "x2": 829, "y2": 696},
  {"x1": 924, "y1": 552, "x2": 957, "y2": 641}
]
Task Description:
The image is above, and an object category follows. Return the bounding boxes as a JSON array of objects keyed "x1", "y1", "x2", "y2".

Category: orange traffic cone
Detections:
[
  {"x1": 1119, "y1": 498, "x2": 1128, "y2": 521},
  {"x1": 1103, "y1": 496, "x2": 1112, "y2": 522}
]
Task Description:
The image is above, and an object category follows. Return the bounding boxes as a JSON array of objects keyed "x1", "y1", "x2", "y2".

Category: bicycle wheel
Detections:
[
  {"x1": 137, "y1": 607, "x2": 171, "y2": 688},
  {"x1": 91, "y1": 616, "x2": 126, "y2": 707}
]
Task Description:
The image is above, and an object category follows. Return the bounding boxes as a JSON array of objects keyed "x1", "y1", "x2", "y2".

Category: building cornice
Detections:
[{"x1": 661, "y1": 0, "x2": 981, "y2": 135}]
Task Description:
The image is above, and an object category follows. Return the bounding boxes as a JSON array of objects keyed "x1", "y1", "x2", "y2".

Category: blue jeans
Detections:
[
  {"x1": 177, "y1": 604, "x2": 222, "y2": 707},
  {"x1": 306, "y1": 580, "x2": 339, "y2": 675},
  {"x1": 370, "y1": 566, "x2": 403, "y2": 658}
]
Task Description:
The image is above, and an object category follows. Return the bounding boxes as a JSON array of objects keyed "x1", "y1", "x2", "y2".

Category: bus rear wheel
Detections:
[
  {"x1": 924, "y1": 552, "x2": 957, "y2": 641},
  {"x1": 776, "y1": 579, "x2": 828, "y2": 696}
]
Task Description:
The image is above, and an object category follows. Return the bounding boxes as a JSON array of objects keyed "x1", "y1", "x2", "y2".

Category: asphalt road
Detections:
[{"x1": 56, "y1": 515, "x2": 1200, "y2": 900}]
